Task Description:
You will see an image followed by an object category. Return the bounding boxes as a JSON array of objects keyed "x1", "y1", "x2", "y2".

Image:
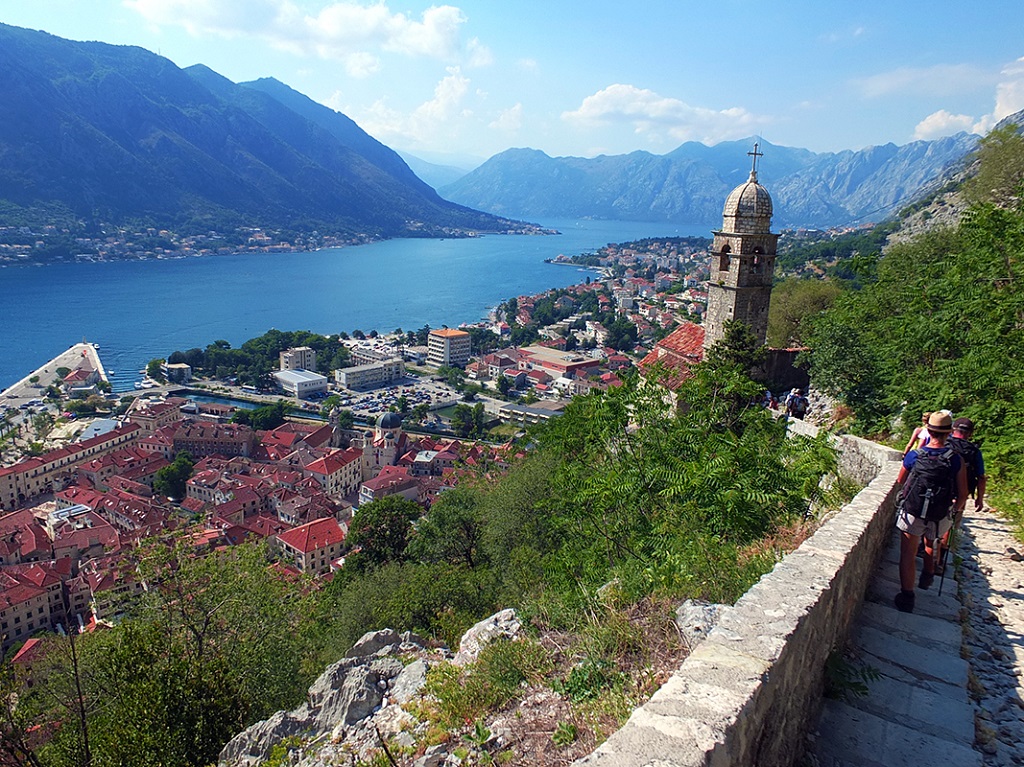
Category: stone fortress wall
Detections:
[{"x1": 574, "y1": 421, "x2": 903, "y2": 766}]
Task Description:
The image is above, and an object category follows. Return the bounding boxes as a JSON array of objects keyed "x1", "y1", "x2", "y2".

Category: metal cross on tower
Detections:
[{"x1": 747, "y1": 141, "x2": 763, "y2": 180}]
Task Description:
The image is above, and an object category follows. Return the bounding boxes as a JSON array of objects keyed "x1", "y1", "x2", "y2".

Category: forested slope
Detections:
[{"x1": 803, "y1": 125, "x2": 1024, "y2": 511}]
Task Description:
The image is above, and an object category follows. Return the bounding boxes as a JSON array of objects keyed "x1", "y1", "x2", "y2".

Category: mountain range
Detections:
[
  {"x1": 0, "y1": 23, "x2": 519, "y2": 238},
  {"x1": 0, "y1": 21, "x2": 991, "y2": 237},
  {"x1": 439, "y1": 135, "x2": 980, "y2": 229}
]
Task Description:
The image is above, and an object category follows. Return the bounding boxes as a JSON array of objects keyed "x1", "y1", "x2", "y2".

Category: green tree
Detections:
[
  {"x1": 408, "y1": 486, "x2": 484, "y2": 568},
  {"x1": 963, "y1": 124, "x2": 1024, "y2": 207},
  {"x1": 437, "y1": 366, "x2": 466, "y2": 390},
  {"x1": 335, "y1": 408, "x2": 355, "y2": 430},
  {"x1": 472, "y1": 402, "x2": 486, "y2": 436},
  {"x1": 153, "y1": 451, "x2": 194, "y2": 500},
  {"x1": 233, "y1": 400, "x2": 288, "y2": 431},
  {"x1": 450, "y1": 403, "x2": 474, "y2": 437},
  {"x1": 320, "y1": 394, "x2": 341, "y2": 417},
  {"x1": 347, "y1": 496, "x2": 422, "y2": 570},
  {"x1": 496, "y1": 375, "x2": 512, "y2": 396},
  {"x1": 76, "y1": 540, "x2": 310, "y2": 767},
  {"x1": 767, "y1": 278, "x2": 842, "y2": 348},
  {"x1": 703, "y1": 320, "x2": 766, "y2": 379},
  {"x1": 146, "y1": 359, "x2": 166, "y2": 383}
]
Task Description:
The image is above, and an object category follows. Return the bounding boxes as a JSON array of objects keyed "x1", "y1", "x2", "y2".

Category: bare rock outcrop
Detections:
[{"x1": 217, "y1": 629, "x2": 434, "y2": 767}]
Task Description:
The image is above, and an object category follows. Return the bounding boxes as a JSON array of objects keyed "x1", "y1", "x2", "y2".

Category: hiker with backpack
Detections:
[
  {"x1": 786, "y1": 388, "x2": 809, "y2": 420},
  {"x1": 894, "y1": 411, "x2": 967, "y2": 613},
  {"x1": 948, "y1": 417, "x2": 986, "y2": 513}
]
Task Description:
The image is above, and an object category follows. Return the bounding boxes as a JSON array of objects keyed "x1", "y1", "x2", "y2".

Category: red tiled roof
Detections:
[
  {"x1": 276, "y1": 517, "x2": 345, "y2": 554},
  {"x1": 640, "y1": 321, "x2": 705, "y2": 389},
  {"x1": 11, "y1": 637, "x2": 45, "y2": 665}
]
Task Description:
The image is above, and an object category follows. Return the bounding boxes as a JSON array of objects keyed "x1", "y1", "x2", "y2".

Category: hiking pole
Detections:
[{"x1": 938, "y1": 523, "x2": 957, "y2": 596}]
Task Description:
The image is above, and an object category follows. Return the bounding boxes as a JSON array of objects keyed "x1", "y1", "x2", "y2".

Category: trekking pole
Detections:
[{"x1": 938, "y1": 524, "x2": 957, "y2": 596}]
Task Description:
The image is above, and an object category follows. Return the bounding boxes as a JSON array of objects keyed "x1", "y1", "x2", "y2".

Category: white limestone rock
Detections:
[{"x1": 453, "y1": 608, "x2": 522, "y2": 666}]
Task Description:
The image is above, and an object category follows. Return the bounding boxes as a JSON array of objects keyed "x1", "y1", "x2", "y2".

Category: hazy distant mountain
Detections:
[
  {"x1": 0, "y1": 23, "x2": 518, "y2": 237},
  {"x1": 397, "y1": 152, "x2": 472, "y2": 190},
  {"x1": 440, "y1": 136, "x2": 979, "y2": 228}
]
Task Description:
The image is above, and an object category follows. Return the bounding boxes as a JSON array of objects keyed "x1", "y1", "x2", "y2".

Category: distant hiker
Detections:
[
  {"x1": 903, "y1": 411, "x2": 932, "y2": 454},
  {"x1": 894, "y1": 411, "x2": 967, "y2": 613},
  {"x1": 948, "y1": 417, "x2": 986, "y2": 513},
  {"x1": 786, "y1": 388, "x2": 808, "y2": 420}
]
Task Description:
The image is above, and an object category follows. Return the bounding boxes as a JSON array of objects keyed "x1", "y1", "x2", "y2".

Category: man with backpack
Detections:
[
  {"x1": 894, "y1": 411, "x2": 968, "y2": 613},
  {"x1": 948, "y1": 417, "x2": 986, "y2": 513},
  {"x1": 786, "y1": 388, "x2": 808, "y2": 420}
]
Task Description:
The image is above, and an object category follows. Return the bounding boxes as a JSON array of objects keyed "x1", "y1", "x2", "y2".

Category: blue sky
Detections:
[{"x1": 5, "y1": 0, "x2": 1023, "y2": 167}]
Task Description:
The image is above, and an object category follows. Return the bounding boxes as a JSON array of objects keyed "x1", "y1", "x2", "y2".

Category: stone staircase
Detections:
[{"x1": 811, "y1": 533, "x2": 981, "y2": 767}]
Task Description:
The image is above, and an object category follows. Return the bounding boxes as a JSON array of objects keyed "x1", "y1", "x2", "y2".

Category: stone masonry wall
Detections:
[{"x1": 574, "y1": 429, "x2": 903, "y2": 767}]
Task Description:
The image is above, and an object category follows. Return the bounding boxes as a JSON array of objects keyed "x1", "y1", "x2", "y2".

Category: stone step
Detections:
[
  {"x1": 857, "y1": 601, "x2": 962, "y2": 654},
  {"x1": 853, "y1": 624, "x2": 969, "y2": 691},
  {"x1": 866, "y1": 571, "x2": 962, "y2": 621},
  {"x1": 815, "y1": 699, "x2": 982, "y2": 767},
  {"x1": 837, "y1": 672, "x2": 976, "y2": 745}
]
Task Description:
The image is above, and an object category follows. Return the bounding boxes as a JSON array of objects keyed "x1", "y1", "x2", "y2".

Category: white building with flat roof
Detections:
[
  {"x1": 334, "y1": 358, "x2": 405, "y2": 390},
  {"x1": 273, "y1": 369, "x2": 328, "y2": 399},
  {"x1": 427, "y1": 329, "x2": 471, "y2": 367},
  {"x1": 279, "y1": 346, "x2": 317, "y2": 371}
]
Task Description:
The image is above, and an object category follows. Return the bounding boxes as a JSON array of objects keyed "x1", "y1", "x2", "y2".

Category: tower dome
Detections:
[
  {"x1": 377, "y1": 411, "x2": 403, "y2": 431},
  {"x1": 722, "y1": 175, "x2": 773, "y2": 220}
]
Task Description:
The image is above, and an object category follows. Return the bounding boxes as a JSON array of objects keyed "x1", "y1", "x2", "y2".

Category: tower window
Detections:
[{"x1": 718, "y1": 245, "x2": 731, "y2": 271}]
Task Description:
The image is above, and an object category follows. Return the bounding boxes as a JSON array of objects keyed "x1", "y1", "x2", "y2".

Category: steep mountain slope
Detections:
[
  {"x1": 397, "y1": 152, "x2": 472, "y2": 190},
  {"x1": 0, "y1": 23, "x2": 516, "y2": 237},
  {"x1": 441, "y1": 135, "x2": 979, "y2": 228}
]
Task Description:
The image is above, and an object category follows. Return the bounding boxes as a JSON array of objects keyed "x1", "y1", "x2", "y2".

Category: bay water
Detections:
[{"x1": 0, "y1": 218, "x2": 708, "y2": 391}]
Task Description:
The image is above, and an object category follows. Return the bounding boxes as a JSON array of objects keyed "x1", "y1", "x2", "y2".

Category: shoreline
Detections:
[
  {"x1": 0, "y1": 226, "x2": 561, "y2": 268},
  {"x1": 0, "y1": 342, "x2": 106, "y2": 400}
]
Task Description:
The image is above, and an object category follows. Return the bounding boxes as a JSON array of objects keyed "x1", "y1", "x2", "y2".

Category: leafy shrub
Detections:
[{"x1": 424, "y1": 639, "x2": 552, "y2": 726}]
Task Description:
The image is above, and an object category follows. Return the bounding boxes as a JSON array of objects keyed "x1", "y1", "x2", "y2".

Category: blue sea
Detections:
[{"x1": 0, "y1": 218, "x2": 709, "y2": 391}]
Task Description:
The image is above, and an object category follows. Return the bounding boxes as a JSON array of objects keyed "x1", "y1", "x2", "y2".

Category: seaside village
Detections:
[{"x1": 0, "y1": 169, "x2": 801, "y2": 661}]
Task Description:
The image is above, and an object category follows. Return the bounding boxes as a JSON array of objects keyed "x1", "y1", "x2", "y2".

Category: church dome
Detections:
[
  {"x1": 723, "y1": 173, "x2": 772, "y2": 219},
  {"x1": 377, "y1": 411, "x2": 403, "y2": 430}
]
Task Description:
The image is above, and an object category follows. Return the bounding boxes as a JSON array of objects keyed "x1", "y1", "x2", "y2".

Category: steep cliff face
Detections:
[{"x1": 887, "y1": 108, "x2": 1024, "y2": 248}]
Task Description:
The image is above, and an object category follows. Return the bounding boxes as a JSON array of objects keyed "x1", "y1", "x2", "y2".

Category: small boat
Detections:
[{"x1": 134, "y1": 381, "x2": 144, "y2": 389}]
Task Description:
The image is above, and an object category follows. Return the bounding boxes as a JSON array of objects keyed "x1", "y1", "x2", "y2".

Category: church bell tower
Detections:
[{"x1": 703, "y1": 143, "x2": 778, "y2": 352}]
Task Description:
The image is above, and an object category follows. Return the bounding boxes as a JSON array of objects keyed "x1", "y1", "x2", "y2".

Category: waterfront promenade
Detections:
[{"x1": 0, "y1": 342, "x2": 107, "y2": 405}]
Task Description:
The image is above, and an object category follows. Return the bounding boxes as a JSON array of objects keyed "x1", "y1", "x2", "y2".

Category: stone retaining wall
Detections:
[{"x1": 575, "y1": 431, "x2": 903, "y2": 767}]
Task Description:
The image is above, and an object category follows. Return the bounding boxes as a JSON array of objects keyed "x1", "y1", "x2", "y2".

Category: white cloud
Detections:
[
  {"x1": 343, "y1": 51, "x2": 381, "y2": 78},
  {"x1": 913, "y1": 57, "x2": 1024, "y2": 140},
  {"x1": 126, "y1": 0, "x2": 473, "y2": 64},
  {"x1": 356, "y1": 66, "x2": 471, "y2": 146},
  {"x1": 489, "y1": 103, "x2": 523, "y2": 133},
  {"x1": 820, "y1": 25, "x2": 866, "y2": 44},
  {"x1": 562, "y1": 84, "x2": 761, "y2": 145},
  {"x1": 466, "y1": 37, "x2": 493, "y2": 68},
  {"x1": 992, "y1": 57, "x2": 1024, "y2": 123},
  {"x1": 125, "y1": 0, "x2": 285, "y2": 36},
  {"x1": 914, "y1": 110, "x2": 975, "y2": 140},
  {"x1": 853, "y1": 64, "x2": 992, "y2": 99},
  {"x1": 517, "y1": 58, "x2": 539, "y2": 73}
]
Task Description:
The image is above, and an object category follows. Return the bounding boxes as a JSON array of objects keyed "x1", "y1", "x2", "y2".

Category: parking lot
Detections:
[{"x1": 338, "y1": 376, "x2": 460, "y2": 422}]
